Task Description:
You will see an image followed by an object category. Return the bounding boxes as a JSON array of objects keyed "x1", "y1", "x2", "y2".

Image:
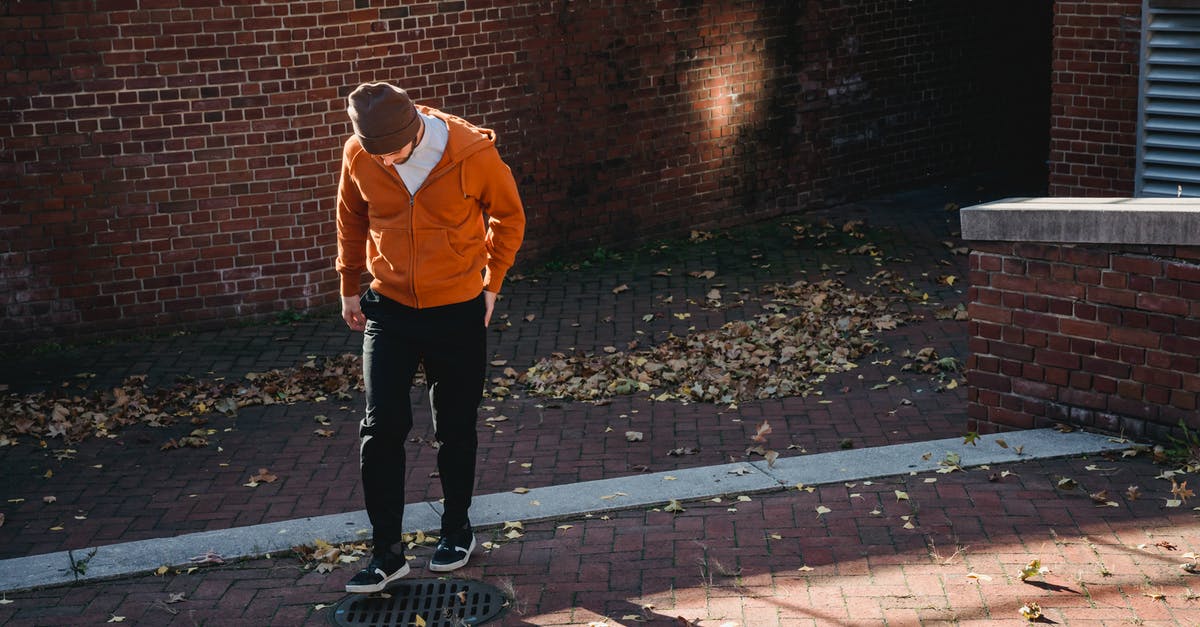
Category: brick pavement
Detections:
[
  {"x1": 9, "y1": 177, "x2": 1189, "y2": 626},
  {"x1": 1, "y1": 452, "x2": 1198, "y2": 626},
  {"x1": 0, "y1": 178, "x2": 988, "y2": 560}
]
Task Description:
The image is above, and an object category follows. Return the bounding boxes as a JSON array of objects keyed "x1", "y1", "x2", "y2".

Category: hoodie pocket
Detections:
[
  {"x1": 415, "y1": 228, "x2": 479, "y2": 289},
  {"x1": 368, "y1": 227, "x2": 412, "y2": 285}
]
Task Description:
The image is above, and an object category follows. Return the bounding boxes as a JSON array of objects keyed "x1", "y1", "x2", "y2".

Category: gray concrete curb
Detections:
[
  {"x1": 959, "y1": 197, "x2": 1200, "y2": 245},
  {"x1": 0, "y1": 428, "x2": 1131, "y2": 593}
]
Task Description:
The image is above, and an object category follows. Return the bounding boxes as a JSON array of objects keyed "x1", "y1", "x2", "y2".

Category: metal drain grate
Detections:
[{"x1": 331, "y1": 578, "x2": 508, "y2": 627}]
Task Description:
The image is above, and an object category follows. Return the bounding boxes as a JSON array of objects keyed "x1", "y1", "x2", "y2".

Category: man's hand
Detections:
[
  {"x1": 342, "y1": 295, "x2": 366, "y2": 331},
  {"x1": 483, "y1": 290, "x2": 497, "y2": 327}
]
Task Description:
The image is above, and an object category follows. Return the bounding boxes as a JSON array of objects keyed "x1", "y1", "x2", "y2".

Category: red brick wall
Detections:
[
  {"x1": 1048, "y1": 0, "x2": 1142, "y2": 196},
  {"x1": 966, "y1": 243, "x2": 1200, "y2": 439},
  {"x1": 0, "y1": 1, "x2": 1021, "y2": 345}
]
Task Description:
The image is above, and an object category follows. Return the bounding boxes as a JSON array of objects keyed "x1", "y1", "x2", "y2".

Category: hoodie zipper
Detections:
[
  {"x1": 408, "y1": 191, "x2": 418, "y2": 306},
  {"x1": 397, "y1": 114, "x2": 480, "y2": 308},
  {"x1": 405, "y1": 161, "x2": 464, "y2": 309}
]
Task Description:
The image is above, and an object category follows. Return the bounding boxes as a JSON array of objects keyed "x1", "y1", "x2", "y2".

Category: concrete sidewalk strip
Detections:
[
  {"x1": 0, "y1": 507, "x2": 440, "y2": 595},
  {"x1": 0, "y1": 428, "x2": 1130, "y2": 593},
  {"x1": 465, "y1": 458, "x2": 776, "y2": 524},
  {"x1": 751, "y1": 428, "x2": 1130, "y2": 485}
]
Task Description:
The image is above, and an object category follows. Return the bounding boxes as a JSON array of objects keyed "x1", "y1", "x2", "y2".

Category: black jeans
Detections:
[{"x1": 359, "y1": 289, "x2": 485, "y2": 555}]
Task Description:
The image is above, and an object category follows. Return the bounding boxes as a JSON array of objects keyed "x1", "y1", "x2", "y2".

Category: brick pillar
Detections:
[{"x1": 961, "y1": 198, "x2": 1200, "y2": 441}]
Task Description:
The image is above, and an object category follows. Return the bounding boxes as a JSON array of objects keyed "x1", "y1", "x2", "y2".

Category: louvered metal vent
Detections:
[
  {"x1": 1138, "y1": 3, "x2": 1200, "y2": 197},
  {"x1": 331, "y1": 579, "x2": 507, "y2": 626}
]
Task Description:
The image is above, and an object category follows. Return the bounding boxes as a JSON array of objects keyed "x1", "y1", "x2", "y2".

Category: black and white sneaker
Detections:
[
  {"x1": 428, "y1": 527, "x2": 476, "y2": 572},
  {"x1": 345, "y1": 553, "x2": 410, "y2": 594}
]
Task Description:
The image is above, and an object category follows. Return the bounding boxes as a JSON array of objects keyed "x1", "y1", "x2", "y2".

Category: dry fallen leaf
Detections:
[
  {"x1": 625, "y1": 431, "x2": 644, "y2": 442},
  {"x1": 1173, "y1": 479, "x2": 1195, "y2": 503},
  {"x1": 752, "y1": 420, "x2": 772, "y2": 443},
  {"x1": 815, "y1": 505, "x2": 831, "y2": 517},
  {"x1": 188, "y1": 551, "x2": 225, "y2": 565},
  {"x1": 1018, "y1": 602, "x2": 1042, "y2": 621},
  {"x1": 1018, "y1": 559, "x2": 1048, "y2": 581},
  {"x1": 248, "y1": 468, "x2": 278, "y2": 484},
  {"x1": 1089, "y1": 490, "x2": 1119, "y2": 507}
]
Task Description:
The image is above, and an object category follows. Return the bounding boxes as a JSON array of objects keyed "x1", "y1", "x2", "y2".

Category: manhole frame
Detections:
[{"x1": 330, "y1": 577, "x2": 509, "y2": 627}]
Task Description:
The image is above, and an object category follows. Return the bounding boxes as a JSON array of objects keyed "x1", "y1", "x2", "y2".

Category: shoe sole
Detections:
[
  {"x1": 345, "y1": 561, "x2": 410, "y2": 594},
  {"x1": 428, "y1": 535, "x2": 476, "y2": 572}
]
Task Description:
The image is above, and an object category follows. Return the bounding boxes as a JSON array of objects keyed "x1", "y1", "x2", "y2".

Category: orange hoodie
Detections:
[{"x1": 335, "y1": 106, "x2": 526, "y2": 308}]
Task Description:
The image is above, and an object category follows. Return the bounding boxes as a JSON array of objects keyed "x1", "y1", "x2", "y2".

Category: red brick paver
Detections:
[{"x1": 1, "y1": 452, "x2": 1197, "y2": 626}]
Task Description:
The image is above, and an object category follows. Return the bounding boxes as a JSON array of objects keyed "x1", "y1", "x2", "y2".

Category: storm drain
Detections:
[{"x1": 331, "y1": 579, "x2": 508, "y2": 627}]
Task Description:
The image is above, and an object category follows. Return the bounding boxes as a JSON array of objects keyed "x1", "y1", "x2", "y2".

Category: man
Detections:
[{"x1": 335, "y1": 82, "x2": 525, "y2": 594}]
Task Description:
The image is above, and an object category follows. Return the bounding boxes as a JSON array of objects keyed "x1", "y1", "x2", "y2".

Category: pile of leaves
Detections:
[
  {"x1": 293, "y1": 539, "x2": 369, "y2": 573},
  {"x1": 0, "y1": 354, "x2": 363, "y2": 445},
  {"x1": 521, "y1": 278, "x2": 913, "y2": 404}
]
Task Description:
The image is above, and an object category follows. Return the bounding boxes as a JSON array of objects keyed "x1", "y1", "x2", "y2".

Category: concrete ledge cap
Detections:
[{"x1": 960, "y1": 197, "x2": 1200, "y2": 245}]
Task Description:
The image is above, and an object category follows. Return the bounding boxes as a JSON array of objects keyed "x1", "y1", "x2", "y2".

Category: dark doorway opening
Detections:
[{"x1": 973, "y1": 1, "x2": 1055, "y2": 193}]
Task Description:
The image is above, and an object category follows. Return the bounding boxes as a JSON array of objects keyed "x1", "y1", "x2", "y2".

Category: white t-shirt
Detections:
[{"x1": 393, "y1": 112, "x2": 449, "y2": 195}]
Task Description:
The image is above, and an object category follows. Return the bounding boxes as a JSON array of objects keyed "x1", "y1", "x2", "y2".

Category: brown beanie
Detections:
[{"x1": 347, "y1": 82, "x2": 420, "y2": 155}]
